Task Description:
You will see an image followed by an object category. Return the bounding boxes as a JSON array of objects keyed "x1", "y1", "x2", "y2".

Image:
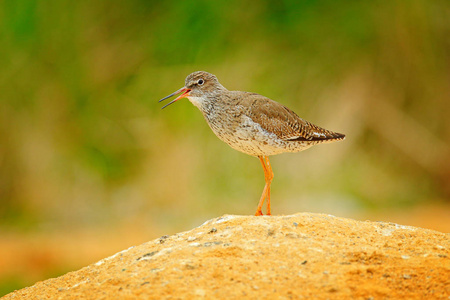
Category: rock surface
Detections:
[{"x1": 3, "y1": 213, "x2": 449, "y2": 299}]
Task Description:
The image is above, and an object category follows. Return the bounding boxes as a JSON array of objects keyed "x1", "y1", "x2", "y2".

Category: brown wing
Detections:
[{"x1": 234, "y1": 92, "x2": 345, "y2": 142}]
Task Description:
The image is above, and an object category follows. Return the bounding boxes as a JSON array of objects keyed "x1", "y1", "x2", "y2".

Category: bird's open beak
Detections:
[{"x1": 159, "y1": 87, "x2": 191, "y2": 109}]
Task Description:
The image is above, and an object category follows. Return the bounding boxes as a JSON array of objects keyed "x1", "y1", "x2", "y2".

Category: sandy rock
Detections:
[{"x1": 3, "y1": 213, "x2": 449, "y2": 299}]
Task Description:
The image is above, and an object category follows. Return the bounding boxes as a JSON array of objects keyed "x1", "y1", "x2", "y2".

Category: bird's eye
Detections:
[{"x1": 197, "y1": 79, "x2": 204, "y2": 85}]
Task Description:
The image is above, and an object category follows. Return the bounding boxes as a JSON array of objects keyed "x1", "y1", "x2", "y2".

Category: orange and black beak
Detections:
[{"x1": 159, "y1": 87, "x2": 191, "y2": 109}]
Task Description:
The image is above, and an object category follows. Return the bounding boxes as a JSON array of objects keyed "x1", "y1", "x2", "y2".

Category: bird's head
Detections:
[{"x1": 159, "y1": 71, "x2": 225, "y2": 109}]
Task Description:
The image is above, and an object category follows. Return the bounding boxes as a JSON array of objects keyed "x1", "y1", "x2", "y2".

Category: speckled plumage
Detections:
[{"x1": 159, "y1": 71, "x2": 345, "y2": 215}]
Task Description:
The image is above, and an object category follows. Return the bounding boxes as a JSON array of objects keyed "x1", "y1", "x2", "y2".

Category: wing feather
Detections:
[{"x1": 233, "y1": 92, "x2": 345, "y2": 142}]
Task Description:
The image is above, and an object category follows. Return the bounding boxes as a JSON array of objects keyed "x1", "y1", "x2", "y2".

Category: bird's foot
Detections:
[{"x1": 255, "y1": 210, "x2": 263, "y2": 216}]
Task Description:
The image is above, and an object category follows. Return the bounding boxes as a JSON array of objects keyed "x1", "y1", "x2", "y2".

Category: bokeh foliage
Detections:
[{"x1": 1, "y1": 0, "x2": 449, "y2": 229}]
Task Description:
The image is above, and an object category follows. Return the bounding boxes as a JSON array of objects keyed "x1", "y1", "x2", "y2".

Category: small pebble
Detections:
[
  {"x1": 136, "y1": 251, "x2": 158, "y2": 261},
  {"x1": 159, "y1": 235, "x2": 169, "y2": 244}
]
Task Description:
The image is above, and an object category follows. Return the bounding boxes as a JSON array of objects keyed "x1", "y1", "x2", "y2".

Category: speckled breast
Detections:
[{"x1": 205, "y1": 113, "x2": 312, "y2": 157}]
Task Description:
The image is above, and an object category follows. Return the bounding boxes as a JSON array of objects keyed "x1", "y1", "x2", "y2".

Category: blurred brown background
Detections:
[{"x1": 1, "y1": 0, "x2": 449, "y2": 296}]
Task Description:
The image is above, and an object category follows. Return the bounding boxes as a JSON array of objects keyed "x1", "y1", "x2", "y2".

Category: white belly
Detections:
[{"x1": 208, "y1": 115, "x2": 312, "y2": 156}]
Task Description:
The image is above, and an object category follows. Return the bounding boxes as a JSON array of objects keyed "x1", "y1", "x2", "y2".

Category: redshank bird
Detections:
[{"x1": 159, "y1": 71, "x2": 345, "y2": 216}]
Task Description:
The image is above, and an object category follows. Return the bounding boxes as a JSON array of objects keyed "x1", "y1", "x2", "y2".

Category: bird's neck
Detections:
[
  {"x1": 187, "y1": 96, "x2": 206, "y2": 110},
  {"x1": 189, "y1": 87, "x2": 228, "y2": 114},
  {"x1": 190, "y1": 95, "x2": 216, "y2": 116}
]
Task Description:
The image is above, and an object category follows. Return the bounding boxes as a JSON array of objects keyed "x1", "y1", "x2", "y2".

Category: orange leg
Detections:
[
  {"x1": 265, "y1": 156, "x2": 272, "y2": 215},
  {"x1": 255, "y1": 156, "x2": 274, "y2": 216}
]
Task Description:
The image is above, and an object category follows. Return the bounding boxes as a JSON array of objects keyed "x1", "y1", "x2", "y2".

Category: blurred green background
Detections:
[{"x1": 1, "y1": 0, "x2": 449, "y2": 296}]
